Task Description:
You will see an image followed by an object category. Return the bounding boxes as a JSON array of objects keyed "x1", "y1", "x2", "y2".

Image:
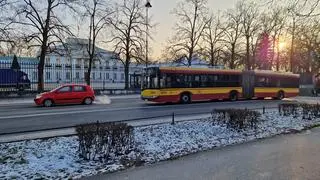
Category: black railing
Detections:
[{"x1": 0, "y1": 61, "x2": 140, "y2": 94}]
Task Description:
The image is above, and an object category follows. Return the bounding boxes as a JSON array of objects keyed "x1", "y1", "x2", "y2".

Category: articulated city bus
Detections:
[{"x1": 141, "y1": 67, "x2": 299, "y2": 103}]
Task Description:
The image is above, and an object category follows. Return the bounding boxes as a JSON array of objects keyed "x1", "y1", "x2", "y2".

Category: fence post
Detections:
[{"x1": 171, "y1": 112, "x2": 175, "y2": 125}]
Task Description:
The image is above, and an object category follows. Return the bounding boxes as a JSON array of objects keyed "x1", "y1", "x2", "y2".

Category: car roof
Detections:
[{"x1": 60, "y1": 84, "x2": 89, "y2": 87}]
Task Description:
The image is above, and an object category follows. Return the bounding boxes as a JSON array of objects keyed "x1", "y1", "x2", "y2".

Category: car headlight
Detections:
[
  {"x1": 22, "y1": 75, "x2": 27, "y2": 80},
  {"x1": 36, "y1": 94, "x2": 42, "y2": 99}
]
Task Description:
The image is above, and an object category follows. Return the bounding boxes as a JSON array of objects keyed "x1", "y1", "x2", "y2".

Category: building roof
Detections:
[{"x1": 0, "y1": 55, "x2": 38, "y2": 64}]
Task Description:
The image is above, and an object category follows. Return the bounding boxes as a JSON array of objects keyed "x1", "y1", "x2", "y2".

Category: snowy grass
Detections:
[{"x1": 1, "y1": 110, "x2": 320, "y2": 179}]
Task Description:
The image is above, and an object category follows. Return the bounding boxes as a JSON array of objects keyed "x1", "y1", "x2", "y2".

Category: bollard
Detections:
[
  {"x1": 263, "y1": 106, "x2": 265, "y2": 114},
  {"x1": 171, "y1": 112, "x2": 175, "y2": 125}
]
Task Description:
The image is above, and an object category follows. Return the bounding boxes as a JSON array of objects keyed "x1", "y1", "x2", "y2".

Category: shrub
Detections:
[
  {"x1": 278, "y1": 103, "x2": 299, "y2": 116},
  {"x1": 76, "y1": 121, "x2": 134, "y2": 162},
  {"x1": 211, "y1": 109, "x2": 260, "y2": 131},
  {"x1": 300, "y1": 103, "x2": 320, "y2": 120}
]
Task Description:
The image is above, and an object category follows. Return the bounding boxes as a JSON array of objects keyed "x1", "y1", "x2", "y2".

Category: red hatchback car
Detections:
[{"x1": 34, "y1": 84, "x2": 95, "y2": 107}]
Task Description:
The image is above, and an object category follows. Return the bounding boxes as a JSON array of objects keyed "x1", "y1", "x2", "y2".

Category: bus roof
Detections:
[
  {"x1": 159, "y1": 67, "x2": 242, "y2": 75},
  {"x1": 157, "y1": 67, "x2": 299, "y2": 78},
  {"x1": 253, "y1": 70, "x2": 300, "y2": 78}
]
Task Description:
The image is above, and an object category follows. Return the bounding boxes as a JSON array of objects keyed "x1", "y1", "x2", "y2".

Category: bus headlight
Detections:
[{"x1": 142, "y1": 95, "x2": 159, "y2": 99}]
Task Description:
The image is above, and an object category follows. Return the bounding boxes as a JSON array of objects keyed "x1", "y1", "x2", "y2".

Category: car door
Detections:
[
  {"x1": 72, "y1": 85, "x2": 87, "y2": 103},
  {"x1": 54, "y1": 86, "x2": 73, "y2": 104}
]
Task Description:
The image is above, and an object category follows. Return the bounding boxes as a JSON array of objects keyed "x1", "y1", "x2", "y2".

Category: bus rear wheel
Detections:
[
  {"x1": 180, "y1": 93, "x2": 191, "y2": 104},
  {"x1": 277, "y1": 91, "x2": 285, "y2": 100},
  {"x1": 229, "y1": 91, "x2": 238, "y2": 101}
]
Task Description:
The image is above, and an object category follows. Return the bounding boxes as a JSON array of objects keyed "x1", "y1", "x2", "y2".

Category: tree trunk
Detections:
[
  {"x1": 37, "y1": 1, "x2": 52, "y2": 93},
  {"x1": 188, "y1": 49, "x2": 193, "y2": 67},
  {"x1": 37, "y1": 50, "x2": 45, "y2": 93},
  {"x1": 246, "y1": 35, "x2": 250, "y2": 70},
  {"x1": 210, "y1": 43, "x2": 215, "y2": 66},
  {"x1": 86, "y1": 60, "x2": 92, "y2": 85},
  {"x1": 230, "y1": 43, "x2": 236, "y2": 69},
  {"x1": 124, "y1": 63, "x2": 129, "y2": 90}
]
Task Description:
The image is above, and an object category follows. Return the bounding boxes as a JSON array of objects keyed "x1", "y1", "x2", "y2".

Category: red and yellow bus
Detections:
[{"x1": 141, "y1": 67, "x2": 299, "y2": 103}]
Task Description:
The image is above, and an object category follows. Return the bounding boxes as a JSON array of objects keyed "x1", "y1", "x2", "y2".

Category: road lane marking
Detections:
[{"x1": 0, "y1": 100, "x2": 280, "y2": 120}]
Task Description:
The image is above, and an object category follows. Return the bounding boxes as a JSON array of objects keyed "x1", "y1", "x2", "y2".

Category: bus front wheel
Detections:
[
  {"x1": 277, "y1": 91, "x2": 285, "y2": 100},
  {"x1": 180, "y1": 93, "x2": 191, "y2": 104}
]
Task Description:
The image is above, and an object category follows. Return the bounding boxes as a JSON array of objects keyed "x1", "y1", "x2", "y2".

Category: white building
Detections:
[
  {"x1": 42, "y1": 38, "x2": 143, "y2": 90},
  {"x1": 0, "y1": 38, "x2": 144, "y2": 91}
]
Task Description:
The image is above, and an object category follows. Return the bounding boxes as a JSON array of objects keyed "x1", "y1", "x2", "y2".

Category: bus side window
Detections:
[
  {"x1": 256, "y1": 76, "x2": 266, "y2": 87},
  {"x1": 208, "y1": 75, "x2": 215, "y2": 87},
  {"x1": 166, "y1": 76, "x2": 172, "y2": 88},
  {"x1": 193, "y1": 75, "x2": 200, "y2": 88},
  {"x1": 200, "y1": 75, "x2": 208, "y2": 87},
  {"x1": 160, "y1": 74, "x2": 166, "y2": 88}
]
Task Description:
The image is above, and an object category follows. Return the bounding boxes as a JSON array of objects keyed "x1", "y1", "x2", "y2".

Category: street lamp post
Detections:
[{"x1": 145, "y1": 0, "x2": 152, "y2": 68}]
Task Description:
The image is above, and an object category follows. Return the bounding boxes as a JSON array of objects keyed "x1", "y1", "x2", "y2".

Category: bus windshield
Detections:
[{"x1": 142, "y1": 67, "x2": 159, "y2": 89}]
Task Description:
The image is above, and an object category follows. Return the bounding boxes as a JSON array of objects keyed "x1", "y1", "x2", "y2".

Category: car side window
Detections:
[
  {"x1": 73, "y1": 86, "x2": 86, "y2": 92},
  {"x1": 57, "y1": 86, "x2": 72, "y2": 93}
]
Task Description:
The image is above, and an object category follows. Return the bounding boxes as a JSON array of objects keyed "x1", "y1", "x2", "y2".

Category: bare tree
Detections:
[
  {"x1": 166, "y1": 0, "x2": 208, "y2": 66},
  {"x1": 221, "y1": 9, "x2": 243, "y2": 69},
  {"x1": 9, "y1": 0, "x2": 78, "y2": 92},
  {"x1": 294, "y1": 18, "x2": 320, "y2": 72},
  {"x1": 202, "y1": 13, "x2": 224, "y2": 67},
  {"x1": 108, "y1": 0, "x2": 148, "y2": 89},
  {"x1": 82, "y1": 0, "x2": 112, "y2": 85},
  {"x1": 238, "y1": 1, "x2": 260, "y2": 70}
]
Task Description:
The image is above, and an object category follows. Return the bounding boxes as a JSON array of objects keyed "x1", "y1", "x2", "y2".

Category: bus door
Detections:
[{"x1": 242, "y1": 70, "x2": 255, "y2": 99}]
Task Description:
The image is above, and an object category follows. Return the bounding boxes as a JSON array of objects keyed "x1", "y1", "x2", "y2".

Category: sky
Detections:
[
  {"x1": 147, "y1": 0, "x2": 239, "y2": 59},
  {"x1": 73, "y1": 0, "x2": 239, "y2": 60}
]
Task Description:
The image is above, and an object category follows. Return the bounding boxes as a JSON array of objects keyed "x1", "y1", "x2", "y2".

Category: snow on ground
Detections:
[
  {"x1": 94, "y1": 95, "x2": 111, "y2": 105},
  {"x1": 1, "y1": 110, "x2": 320, "y2": 179}
]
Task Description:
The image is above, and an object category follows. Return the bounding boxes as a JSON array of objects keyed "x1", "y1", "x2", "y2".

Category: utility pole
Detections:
[{"x1": 145, "y1": 0, "x2": 152, "y2": 68}]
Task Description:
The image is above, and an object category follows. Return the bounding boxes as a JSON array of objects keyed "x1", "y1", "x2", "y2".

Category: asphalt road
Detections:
[
  {"x1": 86, "y1": 128, "x2": 320, "y2": 180},
  {"x1": 0, "y1": 98, "x2": 283, "y2": 134}
]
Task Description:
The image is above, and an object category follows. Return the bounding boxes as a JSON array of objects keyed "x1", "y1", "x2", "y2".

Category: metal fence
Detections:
[{"x1": 0, "y1": 61, "x2": 141, "y2": 94}]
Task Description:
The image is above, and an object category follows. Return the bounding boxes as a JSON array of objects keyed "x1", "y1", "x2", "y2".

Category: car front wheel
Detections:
[{"x1": 43, "y1": 99, "x2": 53, "y2": 107}]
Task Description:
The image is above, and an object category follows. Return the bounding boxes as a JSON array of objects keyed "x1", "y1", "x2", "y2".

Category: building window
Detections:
[
  {"x1": 56, "y1": 56, "x2": 61, "y2": 64},
  {"x1": 113, "y1": 73, "x2": 117, "y2": 80},
  {"x1": 56, "y1": 72, "x2": 61, "y2": 80},
  {"x1": 32, "y1": 72, "x2": 37, "y2": 81},
  {"x1": 66, "y1": 72, "x2": 71, "y2": 80},
  {"x1": 106, "y1": 61, "x2": 110, "y2": 69},
  {"x1": 99, "y1": 72, "x2": 102, "y2": 79},
  {"x1": 46, "y1": 72, "x2": 51, "y2": 80},
  {"x1": 92, "y1": 72, "x2": 95, "y2": 80},
  {"x1": 121, "y1": 73, "x2": 124, "y2": 80},
  {"x1": 76, "y1": 72, "x2": 80, "y2": 79},
  {"x1": 84, "y1": 60, "x2": 89, "y2": 68},
  {"x1": 113, "y1": 61, "x2": 117, "y2": 70},
  {"x1": 106, "y1": 73, "x2": 109, "y2": 80},
  {"x1": 76, "y1": 59, "x2": 82, "y2": 67},
  {"x1": 66, "y1": 58, "x2": 71, "y2": 66},
  {"x1": 45, "y1": 57, "x2": 50, "y2": 65}
]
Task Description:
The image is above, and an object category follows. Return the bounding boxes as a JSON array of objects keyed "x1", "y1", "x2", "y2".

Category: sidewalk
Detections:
[
  {"x1": 289, "y1": 96, "x2": 320, "y2": 104},
  {"x1": 0, "y1": 94, "x2": 140, "y2": 106},
  {"x1": 84, "y1": 128, "x2": 320, "y2": 180}
]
